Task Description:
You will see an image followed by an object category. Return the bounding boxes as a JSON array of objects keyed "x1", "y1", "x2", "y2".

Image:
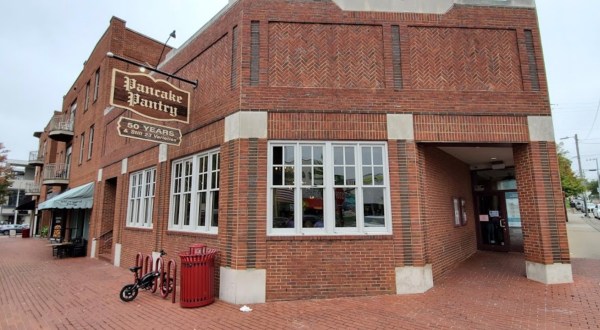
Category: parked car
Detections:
[
  {"x1": 0, "y1": 224, "x2": 24, "y2": 235},
  {"x1": 585, "y1": 202, "x2": 596, "y2": 214},
  {"x1": 593, "y1": 204, "x2": 600, "y2": 219}
]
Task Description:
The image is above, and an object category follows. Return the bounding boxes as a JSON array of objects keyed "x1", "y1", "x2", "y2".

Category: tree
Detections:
[
  {"x1": 587, "y1": 179, "x2": 599, "y2": 199},
  {"x1": 0, "y1": 143, "x2": 15, "y2": 205},
  {"x1": 557, "y1": 144, "x2": 584, "y2": 197}
]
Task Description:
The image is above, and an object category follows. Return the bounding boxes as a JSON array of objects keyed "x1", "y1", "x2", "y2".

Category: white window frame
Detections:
[
  {"x1": 78, "y1": 133, "x2": 85, "y2": 165},
  {"x1": 126, "y1": 167, "x2": 156, "y2": 228},
  {"x1": 169, "y1": 149, "x2": 220, "y2": 234},
  {"x1": 93, "y1": 69, "x2": 100, "y2": 102},
  {"x1": 267, "y1": 141, "x2": 392, "y2": 236},
  {"x1": 87, "y1": 125, "x2": 94, "y2": 160},
  {"x1": 84, "y1": 81, "x2": 90, "y2": 111}
]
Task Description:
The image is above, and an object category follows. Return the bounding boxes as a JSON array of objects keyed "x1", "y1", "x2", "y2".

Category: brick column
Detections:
[
  {"x1": 219, "y1": 111, "x2": 268, "y2": 304},
  {"x1": 514, "y1": 141, "x2": 572, "y2": 284},
  {"x1": 387, "y1": 114, "x2": 433, "y2": 294}
]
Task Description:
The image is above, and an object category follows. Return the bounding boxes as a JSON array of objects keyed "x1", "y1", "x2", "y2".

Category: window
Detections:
[
  {"x1": 65, "y1": 146, "x2": 72, "y2": 177},
  {"x1": 78, "y1": 133, "x2": 85, "y2": 165},
  {"x1": 84, "y1": 81, "x2": 90, "y2": 111},
  {"x1": 93, "y1": 69, "x2": 100, "y2": 102},
  {"x1": 69, "y1": 100, "x2": 77, "y2": 129},
  {"x1": 169, "y1": 149, "x2": 220, "y2": 233},
  {"x1": 87, "y1": 125, "x2": 94, "y2": 160},
  {"x1": 269, "y1": 141, "x2": 390, "y2": 235},
  {"x1": 126, "y1": 168, "x2": 156, "y2": 228}
]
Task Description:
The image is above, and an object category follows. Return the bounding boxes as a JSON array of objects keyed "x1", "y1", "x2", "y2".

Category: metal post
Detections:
[
  {"x1": 574, "y1": 135, "x2": 589, "y2": 217},
  {"x1": 590, "y1": 158, "x2": 600, "y2": 183},
  {"x1": 13, "y1": 189, "x2": 20, "y2": 224}
]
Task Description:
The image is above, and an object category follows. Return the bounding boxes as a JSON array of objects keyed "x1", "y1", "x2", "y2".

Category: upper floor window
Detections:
[
  {"x1": 87, "y1": 125, "x2": 94, "y2": 160},
  {"x1": 126, "y1": 167, "x2": 156, "y2": 228},
  {"x1": 84, "y1": 81, "x2": 90, "y2": 111},
  {"x1": 65, "y1": 146, "x2": 72, "y2": 177},
  {"x1": 78, "y1": 133, "x2": 85, "y2": 165},
  {"x1": 268, "y1": 141, "x2": 391, "y2": 236},
  {"x1": 69, "y1": 101, "x2": 77, "y2": 127},
  {"x1": 93, "y1": 69, "x2": 100, "y2": 102},
  {"x1": 169, "y1": 149, "x2": 220, "y2": 234}
]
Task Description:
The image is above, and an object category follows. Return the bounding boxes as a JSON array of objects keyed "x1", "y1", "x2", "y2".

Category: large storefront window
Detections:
[
  {"x1": 169, "y1": 150, "x2": 220, "y2": 233},
  {"x1": 269, "y1": 142, "x2": 391, "y2": 235},
  {"x1": 126, "y1": 168, "x2": 156, "y2": 228}
]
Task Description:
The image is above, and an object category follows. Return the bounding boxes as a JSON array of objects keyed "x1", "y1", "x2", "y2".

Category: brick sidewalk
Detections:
[{"x1": 1, "y1": 236, "x2": 599, "y2": 329}]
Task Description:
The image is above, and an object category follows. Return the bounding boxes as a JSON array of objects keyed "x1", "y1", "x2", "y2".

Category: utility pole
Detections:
[{"x1": 562, "y1": 134, "x2": 589, "y2": 217}]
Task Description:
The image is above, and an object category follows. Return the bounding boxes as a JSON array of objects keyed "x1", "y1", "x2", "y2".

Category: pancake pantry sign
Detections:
[{"x1": 110, "y1": 69, "x2": 190, "y2": 145}]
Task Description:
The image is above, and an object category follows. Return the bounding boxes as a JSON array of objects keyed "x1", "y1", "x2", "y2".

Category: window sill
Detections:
[
  {"x1": 124, "y1": 226, "x2": 153, "y2": 231},
  {"x1": 266, "y1": 234, "x2": 393, "y2": 242},
  {"x1": 167, "y1": 230, "x2": 218, "y2": 238}
]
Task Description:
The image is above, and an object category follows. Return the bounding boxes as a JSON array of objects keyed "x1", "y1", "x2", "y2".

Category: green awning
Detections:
[{"x1": 38, "y1": 182, "x2": 94, "y2": 210}]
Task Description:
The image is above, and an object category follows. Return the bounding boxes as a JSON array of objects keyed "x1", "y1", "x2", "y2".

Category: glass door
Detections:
[{"x1": 475, "y1": 193, "x2": 510, "y2": 252}]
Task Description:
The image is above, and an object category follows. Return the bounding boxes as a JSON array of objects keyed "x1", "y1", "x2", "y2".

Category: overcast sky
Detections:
[{"x1": 0, "y1": 1, "x2": 598, "y2": 180}]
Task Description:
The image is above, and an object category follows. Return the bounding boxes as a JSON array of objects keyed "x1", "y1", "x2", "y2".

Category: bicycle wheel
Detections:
[
  {"x1": 119, "y1": 284, "x2": 138, "y2": 302},
  {"x1": 161, "y1": 277, "x2": 174, "y2": 295}
]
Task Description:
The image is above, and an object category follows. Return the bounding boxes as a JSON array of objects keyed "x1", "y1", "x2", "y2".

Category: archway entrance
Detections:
[{"x1": 438, "y1": 145, "x2": 524, "y2": 253}]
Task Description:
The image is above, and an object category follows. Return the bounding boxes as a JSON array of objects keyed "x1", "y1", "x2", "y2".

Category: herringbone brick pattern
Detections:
[
  {"x1": 409, "y1": 27, "x2": 523, "y2": 91},
  {"x1": 268, "y1": 23, "x2": 385, "y2": 89},
  {"x1": 2, "y1": 236, "x2": 600, "y2": 329}
]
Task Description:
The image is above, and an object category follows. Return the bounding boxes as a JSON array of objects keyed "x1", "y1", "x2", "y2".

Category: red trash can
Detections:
[
  {"x1": 21, "y1": 228, "x2": 30, "y2": 238},
  {"x1": 179, "y1": 245, "x2": 218, "y2": 308}
]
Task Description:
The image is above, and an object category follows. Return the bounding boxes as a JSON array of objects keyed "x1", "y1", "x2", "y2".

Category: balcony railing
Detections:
[
  {"x1": 42, "y1": 163, "x2": 69, "y2": 185},
  {"x1": 25, "y1": 181, "x2": 41, "y2": 196},
  {"x1": 48, "y1": 115, "x2": 74, "y2": 142},
  {"x1": 28, "y1": 151, "x2": 44, "y2": 166}
]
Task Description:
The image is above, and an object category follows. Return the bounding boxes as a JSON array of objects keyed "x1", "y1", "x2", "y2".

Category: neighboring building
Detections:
[
  {"x1": 0, "y1": 159, "x2": 36, "y2": 227},
  {"x1": 30, "y1": 17, "x2": 172, "y2": 242},
  {"x1": 32, "y1": 0, "x2": 572, "y2": 304}
]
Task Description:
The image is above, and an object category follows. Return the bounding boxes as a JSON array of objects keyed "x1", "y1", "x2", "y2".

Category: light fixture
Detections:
[{"x1": 157, "y1": 30, "x2": 176, "y2": 67}]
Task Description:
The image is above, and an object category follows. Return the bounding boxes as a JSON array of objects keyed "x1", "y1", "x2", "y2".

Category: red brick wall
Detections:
[
  {"x1": 268, "y1": 23, "x2": 385, "y2": 88},
  {"x1": 418, "y1": 145, "x2": 477, "y2": 278},
  {"x1": 514, "y1": 142, "x2": 569, "y2": 264},
  {"x1": 269, "y1": 113, "x2": 387, "y2": 140},
  {"x1": 414, "y1": 115, "x2": 530, "y2": 143},
  {"x1": 388, "y1": 140, "x2": 426, "y2": 267},
  {"x1": 266, "y1": 237, "x2": 395, "y2": 301},
  {"x1": 408, "y1": 27, "x2": 522, "y2": 91}
]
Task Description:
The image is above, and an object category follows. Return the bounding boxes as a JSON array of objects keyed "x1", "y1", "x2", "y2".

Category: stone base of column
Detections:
[
  {"x1": 90, "y1": 238, "x2": 97, "y2": 258},
  {"x1": 113, "y1": 243, "x2": 122, "y2": 267},
  {"x1": 220, "y1": 267, "x2": 266, "y2": 304},
  {"x1": 525, "y1": 261, "x2": 573, "y2": 284},
  {"x1": 395, "y1": 264, "x2": 434, "y2": 294}
]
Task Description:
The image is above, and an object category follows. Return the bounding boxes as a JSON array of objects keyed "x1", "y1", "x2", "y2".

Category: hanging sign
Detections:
[
  {"x1": 110, "y1": 69, "x2": 190, "y2": 123},
  {"x1": 117, "y1": 117, "x2": 182, "y2": 146}
]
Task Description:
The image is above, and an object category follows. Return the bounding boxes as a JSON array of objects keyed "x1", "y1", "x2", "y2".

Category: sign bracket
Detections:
[{"x1": 107, "y1": 52, "x2": 198, "y2": 89}]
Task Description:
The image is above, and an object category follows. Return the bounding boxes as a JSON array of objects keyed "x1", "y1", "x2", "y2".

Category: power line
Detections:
[{"x1": 585, "y1": 98, "x2": 600, "y2": 139}]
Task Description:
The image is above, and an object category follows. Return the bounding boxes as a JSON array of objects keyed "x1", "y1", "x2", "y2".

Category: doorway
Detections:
[{"x1": 472, "y1": 169, "x2": 523, "y2": 253}]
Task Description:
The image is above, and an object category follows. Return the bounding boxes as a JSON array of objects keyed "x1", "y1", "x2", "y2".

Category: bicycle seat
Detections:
[{"x1": 129, "y1": 266, "x2": 142, "y2": 272}]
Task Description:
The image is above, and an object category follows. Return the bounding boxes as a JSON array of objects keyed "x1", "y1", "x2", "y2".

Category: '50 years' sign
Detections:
[{"x1": 118, "y1": 117, "x2": 182, "y2": 146}]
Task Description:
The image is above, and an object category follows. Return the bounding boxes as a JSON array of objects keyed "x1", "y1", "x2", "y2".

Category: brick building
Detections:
[
  {"x1": 31, "y1": 17, "x2": 172, "y2": 251},
  {"x1": 32, "y1": 0, "x2": 571, "y2": 304}
]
